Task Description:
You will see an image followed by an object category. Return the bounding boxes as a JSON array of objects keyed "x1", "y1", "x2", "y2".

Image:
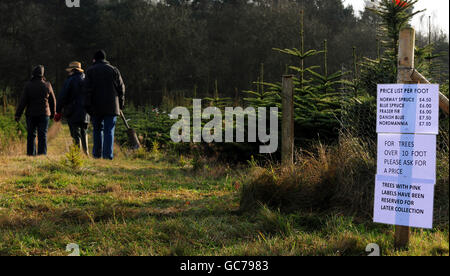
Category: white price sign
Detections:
[
  {"x1": 373, "y1": 176, "x2": 434, "y2": 229},
  {"x1": 377, "y1": 84, "x2": 439, "y2": 134},
  {"x1": 377, "y1": 134, "x2": 436, "y2": 181}
]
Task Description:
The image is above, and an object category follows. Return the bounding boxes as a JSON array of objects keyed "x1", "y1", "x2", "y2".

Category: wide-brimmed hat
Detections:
[
  {"x1": 65, "y1": 61, "x2": 84, "y2": 73},
  {"x1": 32, "y1": 65, "x2": 45, "y2": 77}
]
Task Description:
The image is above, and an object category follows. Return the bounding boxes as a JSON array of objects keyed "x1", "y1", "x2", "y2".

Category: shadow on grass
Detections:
[
  {"x1": 93, "y1": 164, "x2": 235, "y2": 191},
  {"x1": 0, "y1": 194, "x2": 237, "y2": 228}
]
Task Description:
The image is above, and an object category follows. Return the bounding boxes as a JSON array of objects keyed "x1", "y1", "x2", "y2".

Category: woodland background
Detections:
[{"x1": 0, "y1": 0, "x2": 448, "y2": 106}]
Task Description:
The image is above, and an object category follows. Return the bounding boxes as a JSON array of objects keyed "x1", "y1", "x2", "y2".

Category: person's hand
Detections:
[{"x1": 54, "y1": 113, "x2": 62, "y2": 122}]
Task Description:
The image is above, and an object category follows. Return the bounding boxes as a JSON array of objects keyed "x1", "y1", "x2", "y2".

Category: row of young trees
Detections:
[{"x1": 237, "y1": 0, "x2": 448, "y2": 143}]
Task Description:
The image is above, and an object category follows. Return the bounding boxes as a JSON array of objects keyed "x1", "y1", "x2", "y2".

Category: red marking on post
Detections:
[{"x1": 393, "y1": 0, "x2": 408, "y2": 7}]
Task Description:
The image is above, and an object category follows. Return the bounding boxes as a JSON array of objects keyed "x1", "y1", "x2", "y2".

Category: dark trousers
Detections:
[
  {"x1": 26, "y1": 115, "x2": 49, "y2": 156},
  {"x1": 92, "y1": 116, "x2": 117, "y2": 160},
  {"x1": 69, "y1": 122, "x2": 89, "y2": 155}
]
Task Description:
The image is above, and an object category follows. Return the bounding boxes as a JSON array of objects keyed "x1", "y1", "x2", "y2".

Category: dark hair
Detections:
[{"x1": 94, "y1": 50, "x2": 106, "y2": 61}]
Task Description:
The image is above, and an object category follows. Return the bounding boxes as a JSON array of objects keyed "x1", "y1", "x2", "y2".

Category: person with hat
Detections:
[
  {"x1": 84, "y1": 50, "x2": 125, "y2": 160},
  {"x1": 54, "y1": 61, "x2": 90, "y2": 155},
  {"x1": 15, "y1": 65, "x2": 56, "y2": 156}
]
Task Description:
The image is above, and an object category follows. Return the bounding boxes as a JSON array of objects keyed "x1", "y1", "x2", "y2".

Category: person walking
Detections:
[
  {"x1": 84, "y1": 50, "x2": 125, "y2": 160},
  {"x1": 15, "y1": 65, "x2": 56, "y2": 156},
  {"x1": 54, "y1": 61, "x2": 90, "y2": 155}
]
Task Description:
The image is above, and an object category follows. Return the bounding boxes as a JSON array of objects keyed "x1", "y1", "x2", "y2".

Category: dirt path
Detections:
[{"x1": 47, "y1": 122, "x2": 74, "y2": 156}]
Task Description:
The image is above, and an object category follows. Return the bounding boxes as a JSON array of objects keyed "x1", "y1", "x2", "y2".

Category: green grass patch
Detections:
[{"x1": 0, "y1": 126, "x2": 448, "y2": 256}]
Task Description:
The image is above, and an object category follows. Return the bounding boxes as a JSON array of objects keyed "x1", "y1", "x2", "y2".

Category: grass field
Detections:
[{"x1": 0, "y1": 124, "x2": 448, "y2": 256}]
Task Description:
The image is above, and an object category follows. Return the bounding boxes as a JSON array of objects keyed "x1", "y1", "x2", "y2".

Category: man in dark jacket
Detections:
[
  {"x1": 55, "y1": 61, "x2": 90, "y2": 155},
  {"x1": 15, "y1": 65, "x2": 56, "y2": 156},
  {"x1": 84, "y1": 50, "x2": 125, "y2": 160}
]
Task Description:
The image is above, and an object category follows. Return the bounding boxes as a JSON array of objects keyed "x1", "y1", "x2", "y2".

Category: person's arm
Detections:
[
  {"x1": 47, "y1": 82, "x2": 56, "y2": 119},
  {"x1": 84, "y1": 70, "x2": 93, "y2": 114},
  {"x1": 115, "y1": 67, "x2": 125, "y2": 110},
  {"x1": 56, "y1": 79, "x2": 71, "y2": 114},
  {"x1": 15, "y1": 85, "x2": 28, "y2": 121}
]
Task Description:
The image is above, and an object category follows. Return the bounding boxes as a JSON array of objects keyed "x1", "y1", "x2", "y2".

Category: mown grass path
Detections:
[
  {"x1": 0, "y1": 124, "x2": 448, "y2": 256},
  {"x1": 0, "y1": 124, "x2": 242, "y2": 255}
]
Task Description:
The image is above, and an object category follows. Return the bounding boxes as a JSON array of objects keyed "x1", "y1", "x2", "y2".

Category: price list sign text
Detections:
[
  {"x1": 377, "y1": 84, "x2": 439, "y2": 134},
  {"x1": 374, "y1": 84, "x2": 439, "y2": 229}
]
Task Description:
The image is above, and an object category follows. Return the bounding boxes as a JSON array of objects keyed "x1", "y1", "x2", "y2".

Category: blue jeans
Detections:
[
  {"x1": 92, "y1": 116, "x2": 117, "y2": 160},
  {"x1": 26, "y1": 115, "x2": 49, "y2": 156}
]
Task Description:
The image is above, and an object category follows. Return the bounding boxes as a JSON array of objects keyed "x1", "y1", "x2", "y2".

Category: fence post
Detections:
[
  {"x1": 282, "y1": 75, "x2": 294, "y2": 166},
  {"x1": 395, "y1": 27, "x2": 416, "y2": 249}
]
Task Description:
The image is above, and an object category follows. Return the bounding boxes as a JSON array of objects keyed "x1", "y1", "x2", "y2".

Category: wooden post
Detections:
[
  {"x1": 395, "y1": 27, "x2": 416, "y2": 249},
  {"x1": 397, "y1": 28, "x2": 415, "y2": 83},
  {"x1": 281, "y1": 75, "x2": 294, "y2": 166}
]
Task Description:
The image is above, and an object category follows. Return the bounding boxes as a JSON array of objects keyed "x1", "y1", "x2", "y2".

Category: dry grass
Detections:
[
  {"x1": 240, "y1": 134, "x2": 448, "y2": 227},
  {"x1": 435, "y1": 128, "x2": 449, "y2": 227},
  {"x1": 0, "y1": 124, "x2": 447, "y2": 256},
  {"x1": 240, "y1": 135, "x2": 376, "y2": 215},
  {"x1": 0, "y1": 136, "x2": 26, "y2": 157}
]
